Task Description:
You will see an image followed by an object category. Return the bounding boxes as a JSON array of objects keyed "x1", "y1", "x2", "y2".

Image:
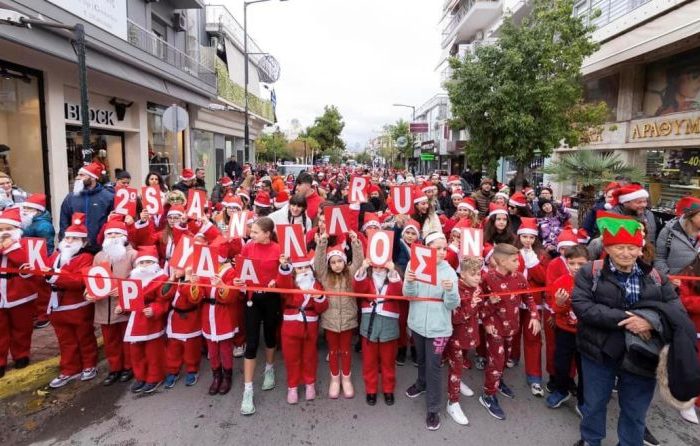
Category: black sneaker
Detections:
[
  {"x1": 119, "y1": 369, "x2": 134, "y2": 382},
  {"x1": 643, "y1": 427, "x2": 659, "y2": 446},
  {"x1": 426, "y1": 412, "x2": 441, "y2": 431},
  {"x1": 545, "y1": 381, "x2": 554, "y2": 394},
  {"x1": 103, "y1": 372, "x2": 120, "y2": 387},
  {"x1": 474, "y1": 356, "x2": 486, "y2": 370},
  {"x1": 479, "y1": 394, "x2": 506, "y2": 420},
  {"x1": 366, "y1": 393, "x2": 377, "y2": 406},
  {"x1": 33, "y1": 319, "x2": 50, "y2": 329},
  {"x1": 130, "y1": 380, "x2": 146, "y2": 393},
  {"x1": 142, "y1": 381, "x2": 162, "y2": 394},
  {"x1": 405, "y1": 383, "x2": 425, "y2": 398},
  {"x1": 498, "y1": 380, "x2": 515, "y2": 399},
  {"x1": 395, "y1": 347, "x2": 407, "y2": 366},
  {"x1": 384, "y1": 393, "x2": 395, "y2": 406},
  {"x1": 13, "y1": 357, "x2": 29, "y2": 369}
]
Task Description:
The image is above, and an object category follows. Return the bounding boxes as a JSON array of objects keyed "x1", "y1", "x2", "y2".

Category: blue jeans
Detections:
[{"x1": 580, "y1": 355, "x2": 656, "y2": 446}]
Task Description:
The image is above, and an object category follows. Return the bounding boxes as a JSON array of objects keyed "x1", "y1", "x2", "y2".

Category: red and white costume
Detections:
[
  {"x1": 132, "y1": 205, "x2": 191, "y2": 272},
  {"x1": 164, "y1": 279, "x2": 202, "y2": 376}
]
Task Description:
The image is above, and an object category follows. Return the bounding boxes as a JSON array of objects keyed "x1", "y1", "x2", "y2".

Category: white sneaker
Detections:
[
  {"x1": 233, "y1": 345, "x2": 245, "y2": 358},
  {"x1": 530, "y1": 383, "x2": 544, "y2": 397},
  {"x1": 680, "y1": 406, "x2": 699, "y2": 424},
  {"x1": 81, "y1": 367, "x2": 97, "y2": 381},
  {"x1": 446, "y1": 401, "x2": 469, "y2": 425},
  {"x1": 460, "y1": 381, "x2": 474, "y2": 397},
  {"x1": 49, "y1": 373, "x2": 80, "y2": 388}
]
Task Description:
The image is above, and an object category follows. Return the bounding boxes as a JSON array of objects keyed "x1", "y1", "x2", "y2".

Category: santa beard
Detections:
[
  {"x1": 102, "y1": 236, "x2": 128, "y2": 262},
  {"x1": 20, "y1": 212, "x2": 35, "y2": 229},
  {"x1": 295, "y1": 270, "x2": 315, "y2": 290},
  {"x1": 72, "y1": 179, "x2": 85, "y2": 196},
  {"x1": 130, "y1": 263, "x2": 163, "y2": 285},
  {"x1": 58, "y1": 239, "x2": 83, "y2": 266}
]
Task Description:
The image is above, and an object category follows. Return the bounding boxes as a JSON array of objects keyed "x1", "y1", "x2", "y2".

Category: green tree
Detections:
[
  {"x1": 306, "y1": 105, "x2": 346, "y2": 154},
  {"x1": 388, "y1": 119, "x2": 415, "y2": 162},
  {"x1": 354, "y1": 150, "x2": 372, "y2": 165},
  {"x1": 255, "y1": 131, "x2": 290, "y2": 163},
  {"x1": 445, "y1": 0, "x2": 603, "y2": 185}
]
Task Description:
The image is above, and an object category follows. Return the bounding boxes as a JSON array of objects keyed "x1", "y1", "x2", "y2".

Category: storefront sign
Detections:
[
  {"x1": 64, "y1": 103, "x2": 116, "y2": 126},
  {"x1": 629, "y1": 113, "x2": 700, "y2": 141},
  {"x1": 47, "y1": 0, "x2": 127, "y2": 40}
]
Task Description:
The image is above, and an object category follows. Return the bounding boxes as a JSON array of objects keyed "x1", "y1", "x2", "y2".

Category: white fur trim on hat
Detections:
[
  {"x1": 619, "y1": 188, "x2": 649, "y2": 203},
  {"x1": 517, "y1": 228, "x2": 538, "y2": 236},
  {"x1": 135, "y1": 255, "x2": 159, "y2": 264},
  {"x1": 0, "y1": 218, "x2": 20, "y2": 227},
  {"x1": 291, "y1": 259, "x2": 313, "y2": 268},
  {"x1": 23, "y1": 202, "x2": 45, "y2": 212},
  {"x1": 326, "y1": 249, "x2": 347, "y2": 263},
  {"x1": 78, "y1": 167, "x2": 99, "y2": 179},
  {"x1": 424, "y1": 232, "x2": 446, "y2": 246},
  {"x1": 64, "y1": 231, "x2": 88, "y2": 238},
  {"x1": 488, "y1": 208, "x2": 508, "y2": 218},
  {"x1": 167, "y1": 208, "x2": 184, "y2": 217},
  {"x1": 556, "y1": 240, "x2": 577, "y2": 250},
  {"x1": 104, "y1": 228, "x2": 128, "y2": 236}
]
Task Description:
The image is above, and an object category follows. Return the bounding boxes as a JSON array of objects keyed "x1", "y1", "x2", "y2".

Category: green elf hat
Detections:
[
  {"x1": 675, "y1": 196, "x2": 700, "y2": 218},
  {"x1": 596, "y1": 211, "x2": 644, "y2": 247}
]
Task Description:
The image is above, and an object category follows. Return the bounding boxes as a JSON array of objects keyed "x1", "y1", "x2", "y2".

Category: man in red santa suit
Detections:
[
  {"x1": 115, "y1": 246, "x2": 169, "y2": 394},
  {"x1": 87, "y1": 219, "x2": 137, "y2": 386},
  {"x1": 0, "y1": 207, "x2": 34, "y2": 378},
  {"x1": 45, "y1": 213, "x2": 99, "y2": 388}
]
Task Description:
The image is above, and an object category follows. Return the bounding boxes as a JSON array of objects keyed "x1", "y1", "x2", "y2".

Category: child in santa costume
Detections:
[
  {"x1": 443, "y1": 197, "x2": 479, "y2": 238},
  {"x1": 115, "y1": 246, "x2": 170, "y2": 394},
  {"x1": 276, "y1": 251, "x2": 328, "y2": 404},
  {"x1": 479, "y1": 243, "x2": 541, "y2": 421},
  {"x1": 353, "y1": 257, "x2": 403, "y2": 406},
  {"x1": 45, "y1": 214, "x2": 99, "y2": 388},
  {"x1": 0, "y1": 207, "x2": 35, "y2": 378},
  {"x1": 184, "y1": 263, "x2": 239, "y2": 395},
  {"x1": 445, "y1": 256, "x2": 483, "y2": 426},
  {"x1": 133, "y1": 204, "x2": 190, "y2": 272},
  {"x1": 391, "y1": 216, "x2": 420, "y2": 366},
  {"x1": 510, "y1": 217, "x2": 548, "y2": 396},
  {"x1": 87, "y1": 219, "x2": 137, "y2": 386}
]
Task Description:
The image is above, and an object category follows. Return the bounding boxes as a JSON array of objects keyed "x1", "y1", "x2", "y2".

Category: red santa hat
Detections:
[
  {"x1": 448, "y1": 175, "x2": 461, "y2": 185},
  {"x1": 494, "y1": 191, "x2": 509, "y2": 201},
  {"x1": 236, "y1": 187, "x2": 250, "y2": 202},
  {"x1": 134, "y1": 245, "x2": 159, "y2": 264},
  {"x1": 424, "y1": 231, "x2": 446, "y2": 246},
  {"x1": 273, "y1": 190, "x2": 290, "y2": 209},
  {"x1": 596, "y1": 211, "x2": 644, "y2": 247},
  {"x1": 290, "y1": 250, "x2": 314, "y2": 268},
  {"x1": 103, "y1": 220, "x2": 128, "y2": 237},
  {"x1": 326, "y1": 244, "x2": 347, "y2": 263},
  {"x1": 576, "y1": 228, "x2": 590, "y2": 244},
  {"x1": 65, "y1": 213, "x2": 88, "y2": 238},
  {"x1": 78, "y1": 162, "x2": 105, "y2": 179},
  {"x1": 181, "y1": 168, "x2": 196, "y2": 181},
  {"x1": 362, "y1": 212, "x2": 381, "y2": 231},
  {"x1": 451, "y1": 187, "x2": 464, "y2": 199},
  {"x1": 614, "y1": 184, "x2": 648, "y2": 204},
  {"x1": 556, "y1": 228, "x2": 579, "y2": 250},
  {"x1": 522, "y1": 187, "x2": 535, "y2": 197},
  {"x1": 457, "y1": 197, "x2": 477, "y2": 212},
  {"x1": 421, "y1": 182, "x2": 436, "y2": 193},
  {"x1": 451, "y1": 218, "x2": 473, "y2": 234},
  {"x1": 488, "y1": 203, "x2": 508, "y2": 218},
  {"x1": 605, "y1": 182, "x2": 621, "y2": 193},
  {"x1": 509, "y1": 191, "x2": 528, "y2": 208},
  {"x1": 368, "y1": 184, "x2": 381, "y2": 196},
  {"x1": 220, "y1": 176, "x2": 233, "y2": 188},
  {"x1": 23, "y1": 194, "x2": 46, "y2": 212},
  {"x1": 223, "y1": 194, "x2": 243, "y2": 210},
  {"x1": 675, "y1": 196, "x2": 700, "y2": 217},
  {"x1": 517, "y1": 217, "x2": 538, "y2": 236},
  {"x1": 168, "y1": 204, "x2": 186, "y2": 217},
  {"x1": 0, "y1": 207, "x2": 22, "y2": 227},
  {"x1": 254, "y1": 191, "x2": 271, "y2": 208},
  {"x1": 402, "y1": 219, "x2": 421, "y2": 236},
  {"x1": 413, "y1": 187, "x2": 428, "y2": 204}
]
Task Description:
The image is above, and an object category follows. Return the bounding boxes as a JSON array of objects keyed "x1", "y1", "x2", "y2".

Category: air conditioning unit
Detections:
[{"x1": 173, "y1": 13, "x2": 187, "y2": 32}]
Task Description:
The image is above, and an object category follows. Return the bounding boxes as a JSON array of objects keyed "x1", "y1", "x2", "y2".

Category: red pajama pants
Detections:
[
  {"x1": 50, "y1": 307, "x2": 98, "y2": 376},
  {"x1": 361, "y1": 337, "x2": 397, "y2": 394},
  {"x1": 326, "y1": 329, "x2": 353, "y2": 376},
  {"x1": 166, "y1": 337, "x2": 202, "y2": 375},
  {"x1": 446, "y1": 324, "x2": 479, "y2": 403},
  {"x1": 207, "y1": 339, "x2": 233, "y2": 370},
  {"x1": 101, "y1": 322, "x2": 131, "y2": 373},
  {"x1": 484, "y1": 333, "x2": 513, "y2": 396},
  {"x1": 509, "y1": 309, "x2": 543, "y2": 383},
  {"x1": 0, "y1": 303, "x2": 34, "y2": 367},
  {"x1": 130, "y1": 337, "x2": 165, "y2": 383},
  {"x1": 282, "y1": 322, "x2": 319, "y2": 387}
]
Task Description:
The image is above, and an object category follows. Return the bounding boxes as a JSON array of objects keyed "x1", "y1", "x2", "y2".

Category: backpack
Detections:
[{"x1": 590, "y1": 259, "x2": 662, "y2": 293}]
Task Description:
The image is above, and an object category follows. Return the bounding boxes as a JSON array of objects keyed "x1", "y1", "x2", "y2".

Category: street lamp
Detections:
[
  {"x1": 0, "y1": 10, "x2": 91, "y2": 161},
  {"x1": 392, "y1": 103, "x2": 416, "y2": 121},
  {"x1": 244, "y1": 0, "x2": 288, "y2": 164}
]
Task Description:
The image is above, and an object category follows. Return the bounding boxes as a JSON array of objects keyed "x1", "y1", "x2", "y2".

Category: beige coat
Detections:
[
  {"x1": 92, "y1": 246, "x2": 137, "y2": 325},
  {"x1": 315, "y1": 237, "x2": 364, "y2": 333}
]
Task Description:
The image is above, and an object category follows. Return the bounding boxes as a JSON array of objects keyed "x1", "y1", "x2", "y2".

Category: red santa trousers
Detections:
[
  {"x1": 397, "y1": 301, "x2": 409, "y2": 348},
  {"x1": 166, "y1": 337, "x2": 202, "y2": 375},
  {"x1": 0, "y1": 303, "x2": 34, "y2": 367},
  {"x1": 508, "y1": 309, "x2": 544, "y2": 383},
  {"x1": 207, "y1": 339, "x2": 233, "y2": 370},
  {"x1": 50, "y1": 307, "x2": 98, "y2": 376},
  {"x1": 34, "y1": 283, "x2": 50, "y2": 323},
  {"x1": 484, "y1": 333, "x2": 514, "y2": 396},
  {"x1": 361, "y1": 337, "x2": 397, "y2": 394},
  {"x1": 325, "y1": 329, "x2": 353, "y2": 376},
  {"x1": 130, "y1": 337, "x2": 166, "y2": 383},
  {"x1": 282, "y1": 322, "x2": 319, "y2": 387},
  {"x1": 101, "y1": 322, "x2": 131, "y2": 372}
]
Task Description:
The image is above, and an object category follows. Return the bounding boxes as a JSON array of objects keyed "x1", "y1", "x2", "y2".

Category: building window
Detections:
[
  {"x1": 147, "y1": 103, "x2": 184, "y2": 186},
  {"x1": 584, "y1": 74, "x2": 619, "y2": 121}
]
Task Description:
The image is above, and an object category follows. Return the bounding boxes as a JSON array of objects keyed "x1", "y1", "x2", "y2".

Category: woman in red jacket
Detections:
[{"x1": 678, "y1": 260, "x2": 700, "y2": 424}]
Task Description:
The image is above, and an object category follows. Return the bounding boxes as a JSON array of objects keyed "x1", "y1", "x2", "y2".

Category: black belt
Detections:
[
  {"x1": 0, "y1": 273, "x2": 17, "y2": 280},
  {"x1": 173, "y1": 306, "x2": 197, "y2": 315},
  {"x1": 50, "y1": 285, "x2": 65, "y2": 292},
  {"x1": 366, "y1": 300, "x2": 384, "y2": 343},
  {"x1": 204, "y1": 298, "x2": 218, "y2": 305}
]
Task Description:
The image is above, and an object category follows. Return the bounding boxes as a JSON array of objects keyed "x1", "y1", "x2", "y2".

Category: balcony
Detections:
[
  {"x1": 574, "y1": 0, "x2": 652, "y2": 30},
  {"x1": 215, "y1": 59, "x2": 275, "y2": 123},
  {"x1": 126, "y1": 19, "x2": 216, "y2": 87},
  {"x1": 441, "y1": 0, "x2": 503, "y2": 49}
]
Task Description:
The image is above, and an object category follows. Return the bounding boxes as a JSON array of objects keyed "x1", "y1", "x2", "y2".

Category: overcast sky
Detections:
[{"x1": 216, "y1": 0, "x2": 444, "y2": 151}]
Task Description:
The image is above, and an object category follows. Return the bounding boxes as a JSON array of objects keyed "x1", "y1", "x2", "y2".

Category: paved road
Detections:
[{"x1": 27, "y1": 344, "x2": 699, "y2": 446}]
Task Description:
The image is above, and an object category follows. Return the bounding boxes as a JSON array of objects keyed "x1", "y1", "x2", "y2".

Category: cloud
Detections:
[{"x1": 215, "y1": 0, "x2": 443, "y2": 149}]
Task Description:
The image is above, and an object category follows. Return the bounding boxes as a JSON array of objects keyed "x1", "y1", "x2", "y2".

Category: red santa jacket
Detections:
[
  {"x1": 352, "y1": 268, "x2": 403, "y2": 319},
  {"x1": 165, "y1": 279, "x2": 202, "y2": 340},
  {"x1": 132, "y1": 220, "x2": 191, "y2": 266},
  {"x1": 217, "y1": 237, "x2": 242, "y2": 263},
  {"x1": 0, "y1": 240, "x2": 35, "y2": 308},
  {"x1": 276, "y1": 267, "x2": 328, "y2": 326},
  {"x1": 551, "y1": 274, "x2": 577, "y2": 333},
  {"x1": 481, "y1": 269, "x2": 538, "y2": 337},
  {"x1": 446, "y1": 244, "x2": 460, "y2": 271},
  {"x1": 185, "y1": 266, "x2": 239, "y2": 341},
  {"x1": 517, "y1": 248, "x2": 548, "y2": 306},
  {"x1": 123, "y1": 273, "x2": 169, "y2": 342},
  {"x1": 679, "y1": 281, "x2": 700, "y2": 334},
  {"x1": 545, "y1": 256, "x2": 568, "y2": 313},
  {"x1": 46, "y1": 251, "x2": 94, "y2": 314}
]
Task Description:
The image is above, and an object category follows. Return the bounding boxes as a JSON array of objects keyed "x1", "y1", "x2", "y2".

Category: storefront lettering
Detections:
[
  {"x1": 631, "y1": 117, "x2": 700, "y2": 140},
  {"x1": 64, "y1": 103, "x2": 115, "y2": 126}
]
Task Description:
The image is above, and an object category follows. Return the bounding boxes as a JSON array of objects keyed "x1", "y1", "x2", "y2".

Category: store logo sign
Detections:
[
  {"x1": 630, "y1": 114, "x2": 700, "y2": 141},
  {"x1": 64, "y1": 103, "x2": 116, "y2": 126}
]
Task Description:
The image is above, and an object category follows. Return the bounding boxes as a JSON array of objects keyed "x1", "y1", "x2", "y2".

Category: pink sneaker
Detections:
[
  {"x1": 305, "y1": 384, "x2": 316, "y2": 401},
  {"x1": 287, "y1": 387, "x2": 298, "y2": 404}
]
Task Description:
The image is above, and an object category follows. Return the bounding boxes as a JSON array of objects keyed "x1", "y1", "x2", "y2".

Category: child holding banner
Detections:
[
  {"x1": 391, "y1": 216, "x2": 421, "y2": 366},
  {"x1": 403, "y1": 231, "x2": 460, "y2": 431},
  {"x1": 133, "y1": 204, "x2": 190, "y2": 272}
]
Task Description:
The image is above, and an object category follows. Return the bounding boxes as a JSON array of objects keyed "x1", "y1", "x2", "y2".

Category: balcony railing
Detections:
[
  {"x1": 574, "y1": 0, "x2": 652, "y2": 29},
  {"x1": 126, "y1": 19, "x2": 216, "y2": 87},
  {"x1": 216, "y1": 59, "x2": 274, "y2": 123},
  {"x1": 441, "y1": 0, "x2": 499, "y2": 47}
]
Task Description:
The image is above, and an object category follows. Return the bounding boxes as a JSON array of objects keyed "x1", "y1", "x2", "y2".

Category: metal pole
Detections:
[
  {"x1": 172, "y1": 104, "x2": 179, "y2": 176},
  {"x1": 244, "y1": 3, "x2": 250, "y2": 164},
  {"x1": 73, "y1": 24, "x2": 91, "y2": 163}
]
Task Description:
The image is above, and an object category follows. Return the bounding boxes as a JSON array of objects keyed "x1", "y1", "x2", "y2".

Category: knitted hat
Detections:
[
  {"x1": 0, "y1": 207, "x2": 22, "y2": 227},
  {"x1": 180, "y1": 168, "x2": 195, "y2": 181},
  {"x1": 23, "y1": 194, "x2": 46, "y2": 212},
  {"x1": 219, "y1": 176, "x2": 233, "y2": 188},
  {"x1": 254, "y1": 191, "x2": 271, "y2": 208},
  {"x1": 273, "y1": 190, "x2": 289, "y2": 209},
  {"x1": 167, "y1": 204, "x2": 185, "y2": 217},
  {"x1": 556, "y1": 228, "x2": 579, "y2": 250},
  {"x1": 134, "y1": 245, "x2": 159, "y2": 264},
  {"x1": 457, "y1": 197, "x2": 477, "y2": 212},
  {"x1": 509, "y1": 192, "x2": 527, "y2": 208},
  {"x1": 488, "y1": 203, "x2": 508, "y2": 218},
  {"x1": 413, "y1": 187, "x2": 428, "y2": 204},
  {"x1": 103, "y1": 220, "x2": 128, "y2": 237},
  {"x1": 517, "y1": 217, "x2": 538, "y2": 236},
  {"x1": 362, "y1": 212, "x2": 381, "y2": 231},
  {"x1": 326, "y1": 244, "x2": 347, "y2": 263},
  {"x1": 480, "y1": 178, "x2": 493, "y2": 186},
  {"x1": 614, "y1": 184, "x2": 648, "y2": 204},
  {"x1": 64, "y1": 213, "x2": 88, "y2": 238},
  {"x1": 78, "y1": 162, "x2": 105, "y2": 179},
  {"x1": 402, "y1": 219, "x2": 420, "y2": 236},
  {"x1": 596, "y1": 211, "x2": 644, "y2": 247},
  {"x1": 290, "y1": 250, "x2": 314, "y2": 268},
  {"x1": 675, "y1": 196, "x2": 700, "y2": 217}
]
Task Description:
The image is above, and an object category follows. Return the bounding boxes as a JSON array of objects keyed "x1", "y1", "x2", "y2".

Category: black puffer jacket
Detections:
[{"x1": 572, "y1": 258, "x2": 680, "y2": 365}]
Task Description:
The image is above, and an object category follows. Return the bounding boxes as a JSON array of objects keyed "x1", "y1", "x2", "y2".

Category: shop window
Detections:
[
  {"x1": 643, "y1": 47, "x2": 700, "y2": 117},
  {"x1": 147, "y1": 103, "x2": 184, "y2": 186},
  {"x1": 0, "y1": 61, "x2": 47, "y2": 198},
  {"x1": 66, "y1": 127, "x2": 124, "y2": 184},
  {"x1": 192, "y1": 129, "x2": 216, "y2": 189}
]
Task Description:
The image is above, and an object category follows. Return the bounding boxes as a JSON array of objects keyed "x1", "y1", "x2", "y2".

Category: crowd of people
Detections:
[{"x1": 0, "y1": 161, "x2": 699, "y2": 446}]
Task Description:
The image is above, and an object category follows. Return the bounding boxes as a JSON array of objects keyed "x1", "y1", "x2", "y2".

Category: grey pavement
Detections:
[{"x1": 27, "y1": 343, "x2": 699, "y2": 446}]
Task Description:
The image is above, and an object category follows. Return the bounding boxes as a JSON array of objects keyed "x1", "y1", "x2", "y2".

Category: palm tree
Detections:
[{"x1": 543, "y1": 150, "x2": 644, "y2": 225}]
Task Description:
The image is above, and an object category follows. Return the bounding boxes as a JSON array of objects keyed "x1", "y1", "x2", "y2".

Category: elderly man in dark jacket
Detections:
[{"x1": 572, "y1": 212, "x2": 680, "y2": 446}]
